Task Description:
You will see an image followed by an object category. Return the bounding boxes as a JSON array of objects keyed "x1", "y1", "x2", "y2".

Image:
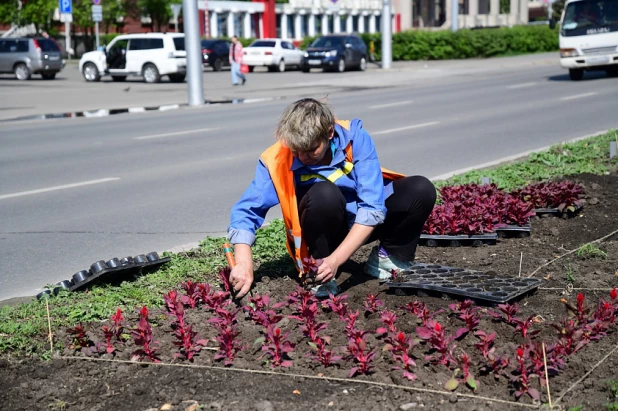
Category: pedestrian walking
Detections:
[
  {"x1": 227, "y1": 98, "x2": 436, "y2": 298},
  {"x1": 229, "y1": 35, "x2": 246, "y2": 86}
]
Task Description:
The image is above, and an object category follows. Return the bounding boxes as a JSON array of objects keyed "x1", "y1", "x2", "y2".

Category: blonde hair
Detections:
[{"x1": 275, "y1": 98, "x2": 335, "y2": 152}]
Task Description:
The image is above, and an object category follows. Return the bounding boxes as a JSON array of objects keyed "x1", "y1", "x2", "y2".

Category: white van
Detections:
[
  {"x1": 79, "y1": 33, "x2": 187, "y2": 83},
  {"x1": 559, "y1": 0, "x2": 618, "y2": 80}
]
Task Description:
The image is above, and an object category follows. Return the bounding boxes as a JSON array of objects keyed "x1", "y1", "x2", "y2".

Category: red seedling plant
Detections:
[
  {"x1": 67, "y1": 323, "x2": 96, "y2": 355},
  {"x1": 511, "y1": 347, "x2": 540, "y2": 401},
  {"x1": 321, "y1": 293, "x2": 349, "y2": 320},
  {"x1": 289, "y1": 301, "x2": 327, "y2": 343},
  {"x1": 376, "y1": 310, "x2": 398, "y2": 335},
  {"x1": 99, "y1": 308, "x2": 126, "y2": 355},
  {"x1": 166, "y1": 297, "x2": 207, "y2": 361},
  {"x1": 416, "y1": 320, "x2": 455, "y2": 366},
  {"x1": 131, "y1": 306, "x2": 160, "y2": 363},
  {"x1": 260, "y1": 326, "x2": 295, "y2": 367},
  {"x1": 489, "y1": 302, "x2": 520, "y2": 325},
  {"x1": 111, "y1": 308, "x2": 125, "y2": 342},
  {"x1": 445, "y1": 352, "x2": 478, "y2": 392},
  {"x1": 449, "y1": 300, "x2": 480, "y2": 338},
  {"x1": 363, "y1": 293, "x2": 385, "y2": 314},
  {"x1": 179, "y1": 281, "x2": 201, "y2": 308},
  {"x1": 346, "y1": 333, "x2": 377, "y2": 377},
  {"x1": 218, "y1": 267, "x2": 232, "y2": 294},
  {"x1": 208, "y1": 307, "x2": 243, "y2": 366},
  {"x1": 308, "y1": 335, "x2": 341, "y2": 368},
  {"x1": 383, "y1": 331, "x2": 417, "y2": 381},
  {"x1": 474, "y1": 330, "x2": 496, "y2": 359},
  {"x1": 513, "y1": 316, "x2": 540, "y2": 339}
]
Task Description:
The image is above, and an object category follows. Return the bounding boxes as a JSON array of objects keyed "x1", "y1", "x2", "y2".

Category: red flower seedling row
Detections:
[
  {"x1": 131, "y1": 306, "x2": 160, "y2": 363},
  {"x1": 165, "y1": 295, "x2": 208, "y2": 362}
]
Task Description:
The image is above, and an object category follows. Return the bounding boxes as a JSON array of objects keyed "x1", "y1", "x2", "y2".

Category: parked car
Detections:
[
  {"x1": 301, "y1": 34, "x2": 367, "y2": 73},
  {"x1": 0, "y1": 37, "x2": 63, "y2": 80},
  {"x1": 201, "y1": 39, "x2": 231, "y2": 71},
  {"x1": 243, "y1": 39, "x2": 304, "y2": 72},
  {"x1": 79, "y1": 33, "x2": 186, "y2": 83}
]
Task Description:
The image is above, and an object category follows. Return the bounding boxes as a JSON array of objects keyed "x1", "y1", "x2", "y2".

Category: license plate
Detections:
[
  {"x1": 308, "y1": 59, "x2": 321, "y2": 65},
  {"x1": 251, "y1": 51, "x2": 260, "y2": 55},
  {"x1": 587, "y1": 55, "x2": 610, "y2": 65},
  {"x1": 49, "y1": 56, "x2": 59, "y2": 60}
]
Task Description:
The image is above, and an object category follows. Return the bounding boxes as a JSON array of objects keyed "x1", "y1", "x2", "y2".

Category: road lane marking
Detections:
[
  {"x1": 0, "y1": 178, "x2": 120, "y2": 200},
  {"x1": 134, "y1": 127, "x2": 220, "y2": 140},
  {"x1": 369, "y1": 101, "x2": 413, "y2": 109},
  {"x1": 373, "y1": 121, "x2": 440, "y2": 135},
  {"x1": 507, "y1": 82, "x2": 537, "y2": 90},
  {"x1": 560, "y1": 92, "x2": 598, "y2": 101}
]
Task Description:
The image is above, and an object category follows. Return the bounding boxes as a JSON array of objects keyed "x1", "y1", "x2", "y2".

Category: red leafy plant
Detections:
[
  {"x1": 449, "y1": 300, "x2": 480, "y2": 338},
  {"x1": 512, "y1": 181, "x2": 584, "y2": 212},
  {"x1": 444, "y1": 352, "x2": 479, "y2": 392},
  {"x1": 383, "y1": 331, "x2": 417, "y2": 381},
  {"x1": 307, "y1": 335, "x2": 341, "y2": 368},
  {"x1": 321, "y1": 293, "x2": 349, "y2": 320},
  {"x1": 218, "y1": 267, "x2": 232, "y2": 294},
  {"x1": 511, "y1": 347, "x2": 540, "y2": 401},
  {"x1": 402, "y1": 300, "x2": 443, "y2": 326},
  {"x1": 416, "y1": 319, "x2": 455, "y2": 366},
  {"x1": 513, "y1": 316, "x2": 541, "y2": 339},
  {"x1": 243, "y1": 293, "x2": 285, "y2": 327},
  {"x1": 363, "y1": 292, "x2": 384, "y2": 314},
  {"x1": 260, "y1": 325, "x2": 295, "y2": 367},
  {"x1": 474, "y1": 330, "x2": 496, "y2": 359},
  {"x1": 100, "y1": 308, "x2": 127, "y2": 355},
  {"x1": 67, "y1": 323, "x2": 97, "y2": 356},
  {"x1": 165, "y1": 293, "x2": 208, "y2": 361},
  {"x1": 179, "y1": 280, "x2": 201, "y2": 308},
  {"x1": 289, "y1": 301, "x2": 327, "y2": 343},
  {"x1": 131, "y1": 306, "x2": 160, "y2": 363},
  {"x1": 376, "y1": 309, "x2": 398, "y2": 335},
  {"x1": 208, "y1": 307, "x2": 243, "y2": 366},
  {"x1": 488, "y1": 302, "x2": 520, "y2": 325},
  {"x1": 346, "y1": 331, "x2": 377, "y2": 377}
]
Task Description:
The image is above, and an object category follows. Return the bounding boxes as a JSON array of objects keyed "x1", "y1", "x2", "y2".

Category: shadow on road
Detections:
[{"x1": 547, "y1": 71, "x2": 611, "y2": 82}]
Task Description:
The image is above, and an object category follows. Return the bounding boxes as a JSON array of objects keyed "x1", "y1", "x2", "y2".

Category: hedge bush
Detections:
[
  {"x1": 300, "y1": 25, "x2": 557, "y2": 61},
  {"x1": 359, "y1": 25, "x2": 558, "y2": 61}
]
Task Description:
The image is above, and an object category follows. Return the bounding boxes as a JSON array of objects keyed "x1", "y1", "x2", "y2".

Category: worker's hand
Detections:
[
  {"x1": 315, "y1": 255, "x2": 340, "y2": 284},
  {"x1": 229, "y1": 260, "x2": 254, "y2": 299}
]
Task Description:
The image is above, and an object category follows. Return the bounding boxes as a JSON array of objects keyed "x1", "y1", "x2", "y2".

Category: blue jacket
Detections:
[{"x1": 228, "y1": 119, "x2": 393, "y2": 245}]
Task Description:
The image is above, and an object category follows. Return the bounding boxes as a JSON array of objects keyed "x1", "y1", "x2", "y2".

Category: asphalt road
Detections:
[{"x1": 2, "y1": 54, "x2": 618, "y2": 301}]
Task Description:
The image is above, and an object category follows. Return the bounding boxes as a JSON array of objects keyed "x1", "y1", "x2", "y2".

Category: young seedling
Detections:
[
  {"x1": 307, "y1": 335, "x2": 341, "y2": 368},
  {"x1": 416, "y1": 320, "x2": 455, "y2": 366},
  {"x1": 449, "y1": 300, "x2": 480, "y2": 338},
  {"x1": 444, "y1": 352, "x2": 479, "y2": 392},
  {"x1": 363, "y1": 292, "x2": 384, "y2": 315},
  {"x1": 208, "y1": 307, "x2": 243, "y2": 366},
  {"x1": 321, "y1": 293, "x2": 349, "y2": 320},
  {"x1": 376, "y1": 309, "x2": 399, "y2": 335},
  {"x1": 66, "y1": 323, "x2": 96, "y2": 355},
  {"x1": 474, "y1": 330, "x2": 496, "y2": 359},
  {"x1": 218, "y1": 267, "x2": 233, "y2": 294},
  {"x1": 511, "y1": 347, "x2": 540, "y2": 401},
  {"x1": 513, "y1": 316, "x2": 540, "y2": 339},
  {"x1": 131, "y1": 306, "x2": 160, "y2": 363},
  {"x1": 289, "y1": 301, "x2": 327, "y2": 343},
  {"x1": 260, "y1": 325, "x2": 295, "y2": 367},
  {"x1": 488, "y1": 302, "x2": 520, "y2": 325},
  {"x1": 346, "y1": 335, "x2": 377, "y2": 377},
  {"x1": 180, "y1": 280, "x2": 201, "y2": 308},
  {"x1": 383, "y1": 331, "x2": 417, "y2": 381}
]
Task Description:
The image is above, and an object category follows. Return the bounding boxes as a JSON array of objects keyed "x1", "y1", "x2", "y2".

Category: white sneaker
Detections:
[
  {"x1": 310, "y1": 279, "x2": 339, "y2": 298},
  {"x1": 364, "y1": 246, "x2": 414, "y2": 280}
]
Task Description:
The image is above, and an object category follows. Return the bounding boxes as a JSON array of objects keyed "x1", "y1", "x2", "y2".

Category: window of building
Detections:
[
  {"x1": 218, "y1": 12, "x2": 229, "y2": 37},
  {"x1": 276, "y1": 14, "x2": 282, "y2": 38},
  {"x1": 233, "y1": 12, "x2": 244, "y2": 37},
  {"x1": 301, "y1": 15, "x2": 309, "y2": 37},
  {"x1": 286, "y1": 15, "x2": 294, "y2": 38},
  {"x1": 352, "y1": 15, "x2": 359, "y2": 32}
]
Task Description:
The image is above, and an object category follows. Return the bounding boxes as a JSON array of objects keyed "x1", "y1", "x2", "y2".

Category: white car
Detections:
[
  {"x1": 243, "y1": 38, "x2": 304, "y2": 72},
  {"x1": 79, "y1": 33, "x2": 187, "y2": 83}
]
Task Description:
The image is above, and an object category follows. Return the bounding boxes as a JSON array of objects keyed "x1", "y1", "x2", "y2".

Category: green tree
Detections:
[
  {"x1": 0, "y1": 1, "x2": 20, "y2": 25},
  {"x1": 137, "y1": 0, "x2": 180, "y2": 32},
  {"x1": 17, "y1": 0, "x2": 57, "y2": 31},
  {"x1": 552, "y1": 0, "x2": 566, "y2": 21}
]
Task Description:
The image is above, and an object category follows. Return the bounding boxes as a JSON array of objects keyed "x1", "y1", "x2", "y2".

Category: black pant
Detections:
[{"x1": 298, "y1": 176, "x2": 436, "y2": 262}]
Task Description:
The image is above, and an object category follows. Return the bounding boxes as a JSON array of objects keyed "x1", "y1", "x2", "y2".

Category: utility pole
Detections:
[
  {"x1": 381, "y1": 0, "x2": 392, "y2": 69},
  {"x1": 182, "y1": 0, "x2": 204, "y2": 106},
  {"x1": 451, "y1": 0, "x2": 459, "y2": 31}
]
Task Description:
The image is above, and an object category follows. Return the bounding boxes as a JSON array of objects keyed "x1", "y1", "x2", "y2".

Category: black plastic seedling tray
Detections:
[
  {"x1": 495, "y1": 224, "x2": 531, "y2": 239},
  {"x1": 386, "y1": 263, "x2": 541, "y2": 304},
  {"x1": 69, "y1": 252, "x2": 171, "y2": 292},
  {"x1": 534, "y1": 204, "x2": 583, "y2": 219},
  {"x1": 420, "y1": 233, "x2": 497, "y2": 247}
]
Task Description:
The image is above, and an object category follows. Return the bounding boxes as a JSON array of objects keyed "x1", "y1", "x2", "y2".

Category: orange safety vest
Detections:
[{"x1": 260, "y1": 120, "x2": 405, "y2": 276}]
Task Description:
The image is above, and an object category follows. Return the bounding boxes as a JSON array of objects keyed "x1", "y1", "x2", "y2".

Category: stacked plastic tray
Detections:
[{"x1": 36, "y1": 252, "x2": 170, "y2": 300}]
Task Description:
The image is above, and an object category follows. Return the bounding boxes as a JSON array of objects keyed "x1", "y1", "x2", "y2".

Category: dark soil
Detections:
[{"x1": 1, "y1": 172, "x2": 617, "y2": 411}]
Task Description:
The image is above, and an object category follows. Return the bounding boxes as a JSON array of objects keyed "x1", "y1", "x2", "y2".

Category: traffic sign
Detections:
[
  {"x1": 92, "y1": 0, "x2": 101, "y2": 4},
  {"x1": 92, "y1": 5, "x2": 102, "y2": 21},
  {"x1": 59, "y1": 0, "x2": 72, "y2": 14},
  {"x1": 60, "y1": 13, "x2": 73, "y2": 23}
]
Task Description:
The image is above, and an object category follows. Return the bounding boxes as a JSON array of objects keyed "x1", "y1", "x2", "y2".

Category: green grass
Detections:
[
  {"x1": 576, "y1": 243, "x2": 608, "y2": 259},
  {"x1": 0, "y1": 130, "x2": 617, "y2": 358}
]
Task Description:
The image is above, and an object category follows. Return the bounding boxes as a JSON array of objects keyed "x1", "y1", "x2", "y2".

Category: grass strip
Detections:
[{"x1": 0, "y1": 130, "x2": 616, "y2": 358}]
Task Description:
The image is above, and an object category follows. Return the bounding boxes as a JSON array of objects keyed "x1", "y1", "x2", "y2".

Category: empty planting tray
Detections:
[
  {"x1": 386, "y1": 263, "x2": 541, "y2": 304},
  {"x1": 420, "y1": 233, "x2": 498, "y2": 247}
]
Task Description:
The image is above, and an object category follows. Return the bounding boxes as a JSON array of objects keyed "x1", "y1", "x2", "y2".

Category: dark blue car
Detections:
[{"x1": 302, "y1": 34, "x2": 367, "y2": 73}]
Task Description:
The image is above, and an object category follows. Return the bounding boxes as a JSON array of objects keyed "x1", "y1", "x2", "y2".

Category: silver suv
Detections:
[{"x1": 0, "y1": 37, "x2": 63, "y2": 80}]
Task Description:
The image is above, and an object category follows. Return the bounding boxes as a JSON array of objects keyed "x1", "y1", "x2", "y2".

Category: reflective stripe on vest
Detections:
[{"x1": 299, "y1": 161, "x2": 354, "y2": 183}]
